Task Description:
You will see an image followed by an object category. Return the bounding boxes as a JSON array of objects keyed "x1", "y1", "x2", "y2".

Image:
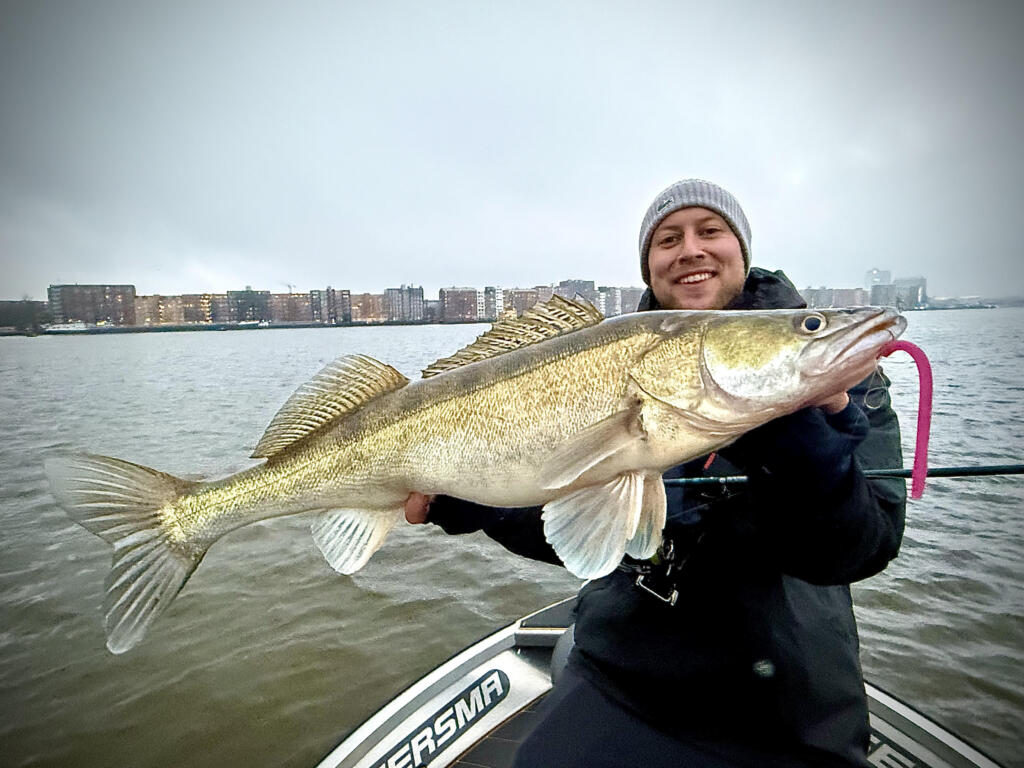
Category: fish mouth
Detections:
[{"x1": 810, "y1": 307, "x2": 907, "y2": 374}]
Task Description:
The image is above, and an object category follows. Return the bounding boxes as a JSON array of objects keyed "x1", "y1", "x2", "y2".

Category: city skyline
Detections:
[{"x1": 3, "y1": 3, "x2": 1023, "y2": 304}]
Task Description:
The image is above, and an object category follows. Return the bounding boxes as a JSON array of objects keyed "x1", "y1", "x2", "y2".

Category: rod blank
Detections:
[{"x1": 662, "y1": 464, "x2": 1024, "y2": 486}]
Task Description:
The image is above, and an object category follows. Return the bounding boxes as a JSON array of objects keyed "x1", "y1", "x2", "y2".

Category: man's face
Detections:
[{"x1": 648, "y1": 207, "x2": 746, "y2": 310}]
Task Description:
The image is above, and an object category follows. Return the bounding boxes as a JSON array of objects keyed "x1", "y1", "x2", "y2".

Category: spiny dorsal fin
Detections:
[
  {"x1": 421, "y1": 295, "x2": 604, "y2": 378},
  {"x1": 251, "y1": 354, "x2": 409, "y2": 458}
]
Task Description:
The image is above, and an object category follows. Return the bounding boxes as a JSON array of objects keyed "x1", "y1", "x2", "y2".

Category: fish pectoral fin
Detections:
[
  {"x1": 625, "y1": 472, "x2": 666, "y2": 560},
  {"x1": 537, "y1": 407, "x2": 646, "y2": 491},
  {"x1": 312, "y1": 508, "x2": 401, "y2": 574},
  {"x1": 542, "y1": 472, "x2": 645, "y2": 579},
  {"x1": 44, "y1": 453, "x2": 205, "y2": 654}
]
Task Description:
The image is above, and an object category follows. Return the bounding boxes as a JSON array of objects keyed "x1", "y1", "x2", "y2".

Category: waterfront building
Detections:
[
  {"x1": 385, "y1": 285, "x2": 425, "y2": 322},
  {"x1": 619, "y1": 286, "x2": 646, "y2": 314},
  {"x1": 439, "y1": 287, "x2": 483, "y2": 322},
  {"x1": 555, "y1": 279, "x2": 598, "y2": 306},
  {"x1": 832, "y1": 288, "x2": 870, "y2": 306},
  {"x1": 534, "y1": 285, "x2": 555, "y2": 303},
  {"x1": 350, "y1": 293, "x2": 386, "y2": 323},
  {"x1": 483, "y1": 286, "x2": 504, "y2": 321},
  {"x1": 503, "y1": 288, "x2": 539, "y2": 316},
  {"x1": 893, "y1": 277, "x2": 928, "y2": 308},
  {"x1": 209, "y1": 294, "x2": 231, "y2": 323},
  {"x1": 227, "y1": 287, "x2": 271, "y2": 322},
  {"x1": 180, "y1": 294, "x2": 212, "y2": 323},
  {"x1": 48, "y1": 284, "x2": 136, "y2": 325},
  {"x1": 270, "y1": 293, "x2": 314, "y2": 323},
  {"x1": 864, "y1": 268, "x2": 891, "y2": 290},
  {"x1": 337, "y1": 289, "x2": 352, "y2": 323},
  {"x1": 870, "y1": 284, "x2": 900, "y2": 307},
  {"x1": 134, "y1": 295, "x2": 161, "y2": 325},
  {"x1": 800, "y1": 287, "x2": 834, "y2": 308},
  {"x1": 309, "y1": 288, "x2": 340, "y2": 324},
  {"x1": 597, "y1": 286, "x2": 622, "y2": 317},
  {"x1": 423, "y1": 299, "x2": 441, "y2": 324}
]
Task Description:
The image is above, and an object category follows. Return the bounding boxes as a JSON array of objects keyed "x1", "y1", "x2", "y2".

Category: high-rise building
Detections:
[
  {"x1": 555, "y1": 279, "x2": 598, "y2": 306},
  {"x1": 385, "y1": 285, "x2": 425, "y2": 322},
  {"x1": 503, "y1": 288, "x2": 539, "y2": 316},
  {"x1": 597, "y1": 286, "x2": 622, "y2": 317},
  {"x1": 48, "y1": 284, "x2": 137, "y2": 325},
  {"x1": 799, "y1": 287, "x2": 834, "y2": 308},
  {"x1": 832, "y1": 288, "x2": 870, "y2": 307},
  {"x1": 134, "y1": 295, "x2": 161, "y2": 325},
  {"x1": 439, "y1": 288, "x2": 482, "y2": 322},
  {"x1": 350, "y1": 293, "x2": 387, "y2": 322},
  {"x1": 209, "y1": 294, "x2": 231, "y2": 323},
  {"x1": 269, "y1": 293, "x2": 313, "y2": 322},
  {"x1": 337, "y1": 289, "x2": 352, "y2": 323},
  {"x1": 893, "y1": 277, "x2": 928, "y2": 308},
  {"x1": 483, "y1": 286, "x2": 504, "y2": 321},
  {"x1": 227, "y1": 287, "x2": 271, "y2": 322},
  {"x1": 864, "y1": 269, "x2": 891, "y2": 290},
  {"x1": 180, "y1": 294, "x2": 212, "y2": 323},
  {"x1": 619, "y1": 287, "x2": 646, "y2": 314}
]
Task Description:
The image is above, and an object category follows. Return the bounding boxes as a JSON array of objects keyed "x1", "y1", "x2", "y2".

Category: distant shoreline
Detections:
[
  {"x1": 0, "y1": 303, "x2": 1009, "y2": 338},
  {"x1": 0, "y1": 319, "x2": 491, "y2": 337}
]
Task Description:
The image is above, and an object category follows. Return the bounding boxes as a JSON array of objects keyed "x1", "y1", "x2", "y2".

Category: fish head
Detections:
[{"x1": 633, "y1": 307, "x2": 906, "y2": 427}]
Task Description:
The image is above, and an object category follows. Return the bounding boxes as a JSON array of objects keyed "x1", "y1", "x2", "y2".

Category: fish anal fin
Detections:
[
  {"x1": 537, "y1": 406, "x2": 646, "y2": 491},
  {"x1": 312, "y1": 508, "x2": 401, "y2": 574},
  {"x1": 625, "y1": 473, "x2": 666, "y2": 560},
  {"x1": 252, "y1": 355, "x2": 409, "y2": 459},
  {"x1": 421, "y1": 295, "x2": 604, "y2": 378},
  {"x1": 542, "y1": 472, "x2": 645, "y2": 579}
]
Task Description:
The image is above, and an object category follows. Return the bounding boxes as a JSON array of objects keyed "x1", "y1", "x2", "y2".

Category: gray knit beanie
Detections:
[{"x1": 638, "y1": 179, "x2": 752, "y2": 285}]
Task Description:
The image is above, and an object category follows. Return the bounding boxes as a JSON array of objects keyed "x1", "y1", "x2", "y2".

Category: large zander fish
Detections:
[{"x1": 46, "y1": 297, "x2": 905, "y2": 652}]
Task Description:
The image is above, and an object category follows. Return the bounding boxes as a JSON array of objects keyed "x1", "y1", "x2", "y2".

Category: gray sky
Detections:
[{"x1": 2, "y1": 0, "x2": 1022, "y2": 300}]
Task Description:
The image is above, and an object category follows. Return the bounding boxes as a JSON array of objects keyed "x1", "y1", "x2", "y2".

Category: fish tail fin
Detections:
[
  {"x1": 45, "y1": 453, "x2": 204, "y2": 653},
  {"x1": 311, "y1": 507, "x2": 402, "y2": 574}
]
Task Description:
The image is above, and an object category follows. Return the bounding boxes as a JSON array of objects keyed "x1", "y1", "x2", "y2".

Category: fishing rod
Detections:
[{"x1": 663, "y1": 464, "x2": 1024, "y2": 486}]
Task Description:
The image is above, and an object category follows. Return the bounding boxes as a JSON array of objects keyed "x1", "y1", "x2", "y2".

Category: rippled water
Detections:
[{"x1": 1, "y1": 310, "x2": 1021, "y2": 767}]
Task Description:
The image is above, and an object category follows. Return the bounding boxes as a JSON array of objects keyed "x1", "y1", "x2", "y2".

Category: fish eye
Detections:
[{"x1": 800, "y1": 313, "x2": 826, "y2": 333}]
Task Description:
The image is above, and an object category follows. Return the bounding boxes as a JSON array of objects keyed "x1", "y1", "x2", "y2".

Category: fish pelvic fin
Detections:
[
  {"x1": 624, "y1": 472, "x2": 666, "y2": 560},
  {"x1": 542, "y1": 472, "x2": 648, "y2": 579},
  {"x1": 44, "y1": 453, "x2": 204, "y2": 654},
  {"x1": 311, "y1": 508, "x2": 402, "y2": 574}
]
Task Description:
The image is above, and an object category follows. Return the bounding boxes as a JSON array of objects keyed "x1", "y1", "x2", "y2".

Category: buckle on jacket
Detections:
[
  {"x1": 635, "y1": 572, "x2": 679, "y2": 605},
  {"x1": 634, "y1": 537, "x2": 679, "y2": 605}
]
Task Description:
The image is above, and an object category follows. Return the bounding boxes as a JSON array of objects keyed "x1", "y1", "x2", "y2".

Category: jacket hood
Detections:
[{"x1": 635, "y1": 267, "x2": 807, "y2": 312}]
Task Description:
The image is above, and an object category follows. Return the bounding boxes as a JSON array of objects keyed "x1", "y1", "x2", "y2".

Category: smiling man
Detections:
[{"x1": 407, "y1": 179, "x2": 907, "y2": 767}]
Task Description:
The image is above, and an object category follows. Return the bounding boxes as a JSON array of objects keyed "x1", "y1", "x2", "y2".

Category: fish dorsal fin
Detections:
[
  {"x1": 421, "y1": 295, "x2": 604, "y2": 378},
  {"x1": 251, "y1": 354, "x2": 409, "y2": 458}
]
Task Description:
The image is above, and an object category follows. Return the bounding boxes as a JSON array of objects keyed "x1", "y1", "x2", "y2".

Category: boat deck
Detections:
[
  {"x1": 315, "y1": 598, "x2": 1003, "y2": 768},
  {"x1": 451, "y1": 695, "x2": 544, "y2": 767}
]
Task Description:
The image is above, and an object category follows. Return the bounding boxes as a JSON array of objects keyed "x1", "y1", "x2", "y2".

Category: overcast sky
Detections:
[{"x1": 2, "y1": 0, "x2": 1022, "y2": 301}]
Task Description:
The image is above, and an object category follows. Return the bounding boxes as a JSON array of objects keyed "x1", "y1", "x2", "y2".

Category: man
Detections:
[{"x1": 406, "y1": 179, "x2": 906, "y2": 767}]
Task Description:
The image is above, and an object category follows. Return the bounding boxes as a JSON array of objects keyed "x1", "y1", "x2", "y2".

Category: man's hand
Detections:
[
  {"x1": 404, "y1": 492, "x2": 433, "y2": 524},
  {"x1": 809, "y1": 391, "x2": 850, "y2": 414}
]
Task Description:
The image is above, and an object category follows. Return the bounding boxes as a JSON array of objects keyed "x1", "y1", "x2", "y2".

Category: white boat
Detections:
[{"x1": 315, "y1": 597, "x2": 1003, "y2": 768}]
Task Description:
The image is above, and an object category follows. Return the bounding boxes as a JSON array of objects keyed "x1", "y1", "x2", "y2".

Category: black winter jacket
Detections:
[{"x1": 428, "y1": 268, "x2": 907, "y2": 767}]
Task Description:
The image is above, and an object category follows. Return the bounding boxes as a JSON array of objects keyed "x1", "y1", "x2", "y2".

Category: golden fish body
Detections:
[{"x1": 46, "y1": 299, "x2": 905, "y2": 652}]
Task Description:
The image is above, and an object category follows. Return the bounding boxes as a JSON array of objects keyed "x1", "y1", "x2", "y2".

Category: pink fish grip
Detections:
[{"x1": 878, "y1": 340, "x2": 932, "y2": 499}]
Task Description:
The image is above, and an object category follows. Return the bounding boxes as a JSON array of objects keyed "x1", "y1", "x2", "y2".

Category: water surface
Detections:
[{"x1": 1, "y1": 310, "x2": 1021, "y2": 767}]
